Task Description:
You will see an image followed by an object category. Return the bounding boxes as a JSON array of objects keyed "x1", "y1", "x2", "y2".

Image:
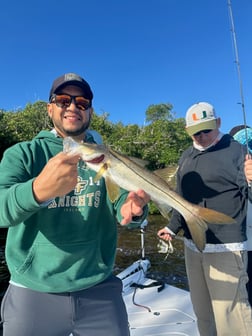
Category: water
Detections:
[
  {"x1": 115, "y1": 215, "x2": 188, "y2": 290},
  {"x1": 0, "y1": 229, "x2": 8, "y2": 298}
]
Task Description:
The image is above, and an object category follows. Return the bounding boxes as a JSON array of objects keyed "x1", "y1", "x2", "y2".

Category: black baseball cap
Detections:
[{"x1": 49, "y1": 73, "x2": 93, "y2": 101}]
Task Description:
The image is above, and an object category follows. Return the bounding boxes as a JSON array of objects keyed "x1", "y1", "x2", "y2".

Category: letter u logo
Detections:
[{"x1": 192, "y1": 110, "x2": 207, "y2": 121}]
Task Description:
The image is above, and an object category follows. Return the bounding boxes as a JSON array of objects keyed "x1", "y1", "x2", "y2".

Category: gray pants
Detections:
[{"x1": 1, "y1": 275, "x2": 130, "y2": 336}]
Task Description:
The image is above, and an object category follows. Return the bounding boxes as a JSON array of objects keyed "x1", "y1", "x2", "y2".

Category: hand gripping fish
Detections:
[{"x1": 63, "y1": 137, "x2": 236, "y2": 251}]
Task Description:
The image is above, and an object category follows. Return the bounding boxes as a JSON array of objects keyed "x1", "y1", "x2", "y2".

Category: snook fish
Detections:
[{"x1": 63, "y1": 137, "x2": 236, "y2": 251}]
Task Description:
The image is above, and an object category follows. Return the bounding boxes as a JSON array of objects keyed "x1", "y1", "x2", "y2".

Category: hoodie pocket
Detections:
[{"x1": 15, "y1": 239, "x2": 110, "y2": 285}]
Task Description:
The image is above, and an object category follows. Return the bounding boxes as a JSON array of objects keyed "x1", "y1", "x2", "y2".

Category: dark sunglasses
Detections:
[
  {"x1": 193, "y1": 129, "x2": 212, "y2": 136},
  {"x1": 50, "y1": 94, "x2": 91, "y2": 111}
]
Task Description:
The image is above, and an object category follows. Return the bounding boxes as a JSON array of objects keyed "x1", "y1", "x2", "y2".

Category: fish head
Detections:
[
  {"x1": 63, "y1": 137, "x2": 120, "y2": 202},
  {"x1": 63, "y1": 137, "x2": 110, "y2": 173},
  {"x1": 79, "y1": 143, "x2": 106, "y2": 162}
]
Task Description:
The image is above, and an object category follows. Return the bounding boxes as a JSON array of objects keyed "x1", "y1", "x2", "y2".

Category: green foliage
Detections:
[
  {"x1": 138, "y1": 118, "x2": 190, "y2": 169},
  {"x1": 0, "y1": 101, "x2": 52, "y2": 158},
  {"x1": 0, "y1": 112, "x2": 18, "y2": 158},
  {"x1": 90, "y1": 111, "x2": 114, "y2": 144},
  {"x1": 145, "y1": 103, "x2": 174, "y2": 123},
  {"x1": 1, "y1": 101, "x2": 51, "y2": 143}
]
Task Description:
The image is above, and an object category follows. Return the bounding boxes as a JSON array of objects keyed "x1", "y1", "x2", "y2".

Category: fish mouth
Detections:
[{"x1": 85, "y1": 154, "x2": 105, "y2": 164}]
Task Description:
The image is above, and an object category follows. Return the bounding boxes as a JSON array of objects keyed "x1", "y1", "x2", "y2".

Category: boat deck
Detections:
[{"x1": 118, "y1": 259, "x2": 199, "y2": 336}]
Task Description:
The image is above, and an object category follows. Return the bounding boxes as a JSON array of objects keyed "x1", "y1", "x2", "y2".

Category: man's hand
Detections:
[
  {"x1": 120, "y1": 190, "x2": 150, "y2": 225},
  {"x1": 157, "y1": 227, "x2": 174, "y2": 241},
  {"x1": 33, "y1": 152, "x2": 80, "y2": 203},
  {"x1": 245, "y1": 154, "x2": 252, "y2": 184}
]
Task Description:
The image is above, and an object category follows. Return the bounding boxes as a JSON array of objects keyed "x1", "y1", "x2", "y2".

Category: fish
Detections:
[{"x1": 63, "y1": 137, "x2": 236, "y2": 252}]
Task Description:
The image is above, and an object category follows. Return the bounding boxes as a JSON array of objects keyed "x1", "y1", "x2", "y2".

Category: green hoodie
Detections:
[{"x1": 0, "y1": 130, "x2": 145, "y2": 292}]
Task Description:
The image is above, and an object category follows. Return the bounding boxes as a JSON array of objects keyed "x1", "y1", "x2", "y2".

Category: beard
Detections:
[
  {"x1": 64, "y1": 120, "x2": 91, "y2": 136},
  {"x1": 52, "y1": 113, "x2": 91, "y2": 138}
]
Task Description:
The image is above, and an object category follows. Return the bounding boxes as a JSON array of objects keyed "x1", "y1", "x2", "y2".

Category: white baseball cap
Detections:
[{"x1": 185, "y1": 102, "x2": 217, "y2": 136}]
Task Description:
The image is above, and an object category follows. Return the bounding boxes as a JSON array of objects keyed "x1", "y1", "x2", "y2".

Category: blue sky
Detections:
[{"x1": 1, "y1": 0, "x2": 251, "y2": 134}]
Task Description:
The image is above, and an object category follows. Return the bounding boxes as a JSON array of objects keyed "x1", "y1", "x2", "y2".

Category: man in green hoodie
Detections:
[{"x1": 0, "y1": 73, "x2": 149, "y2": 336}]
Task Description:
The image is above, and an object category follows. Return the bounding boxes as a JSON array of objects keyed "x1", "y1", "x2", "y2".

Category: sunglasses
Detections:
[
  {"x1": 193, "y1": 129, "x2": 212, "y2": 136},
  {"x1": 50, "y1": 94, "x2": 91, "y2": 111}
]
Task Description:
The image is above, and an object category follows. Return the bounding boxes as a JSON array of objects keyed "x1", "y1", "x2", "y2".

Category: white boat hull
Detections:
[{"x1": 118, "y1": 259, "x2": 199, "y2": 336}]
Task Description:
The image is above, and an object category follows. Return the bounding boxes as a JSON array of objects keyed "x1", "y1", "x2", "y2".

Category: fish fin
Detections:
[
  {"x1": 92, "y1": 162, "x2": 120, "y2": 203},
  {"x1": 129, "y1": 157, "x2": 149, "y2": 168},
  {"x1": 105, "y1": 175, "x2": 120, "y2": 203},
  {"x1": 154, "y1": 166, "x2": 178, "y2": 186},
  {"x1": 154, "y1": 165, "x2": 178, "y2": 180},
  {"x1": 195, "y1": 207, "x2": 236, "y2": 225},
  {"x1": 93, "y1": 163, "x2": 108, "y2": 183},
  {"x1": 184, "y1": 207, "x2": 236, "y2": 252},
  {"x1": 155, "y1": 203, "x2": 173, "y2": 219},
  {"x1": 186, "y1": 217, "x2": 207, "y2": 252}
]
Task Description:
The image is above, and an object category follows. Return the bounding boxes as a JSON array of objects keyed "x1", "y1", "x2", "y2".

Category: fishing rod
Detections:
[{"x1": 227, "y1": 0, "x2": 250, "y2": 154}]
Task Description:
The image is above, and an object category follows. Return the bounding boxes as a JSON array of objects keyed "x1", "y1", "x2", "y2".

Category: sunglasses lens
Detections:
[
  {"x1": 55, "y1": 95, "x2": 71, "y2": 108},
  {"x1": 75, "y1": 97, "x2": 90, "y2": 111},
  {"x1": 193, "y1": 129, "x2": 212, "y2": 136}
]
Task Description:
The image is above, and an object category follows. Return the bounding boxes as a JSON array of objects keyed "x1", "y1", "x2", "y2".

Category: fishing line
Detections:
[
  {"x1": 145, "y1": 227, "x2": 184, "y2": 260},
  {"x1": 227, "y1": 0, "x2": 250, "y2": 154}
]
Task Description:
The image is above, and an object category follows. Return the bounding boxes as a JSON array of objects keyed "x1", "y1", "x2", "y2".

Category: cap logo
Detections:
[
  {"x1": 192, "y1": 110, "x2": 207, "y2": 121},
  {"x1": 64, "y1": 73, "x2": 81, "y2": 82}
]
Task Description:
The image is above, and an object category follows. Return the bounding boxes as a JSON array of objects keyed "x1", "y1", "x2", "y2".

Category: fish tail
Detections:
[
  {"x1": 195, "y1": 207, "x2": 236, "y2": 225},
  {"x1": 184, "y1": 207, "x2": 236, "y2": 252}
]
